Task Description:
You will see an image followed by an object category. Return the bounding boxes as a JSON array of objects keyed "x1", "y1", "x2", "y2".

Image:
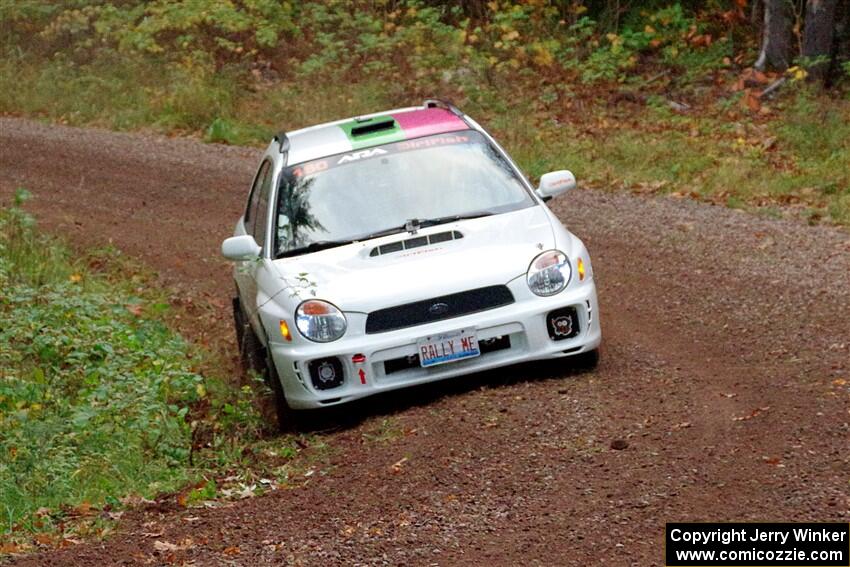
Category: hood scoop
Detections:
[{"x1": 369, "y1": 230, "x2": 463, "y2": 257}]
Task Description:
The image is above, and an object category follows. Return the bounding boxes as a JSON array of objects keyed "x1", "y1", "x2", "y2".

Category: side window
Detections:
[
  {"x1": 244, "y1": 160, "x2": 270, "y2": 228},
  {"x1": 251, "y1": 162, "x2": 274, "y2": 250}
]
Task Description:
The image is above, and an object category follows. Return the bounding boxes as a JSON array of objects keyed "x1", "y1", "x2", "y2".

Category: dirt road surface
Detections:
[{"x1": 1, "y1": 117, "x2": 848, "y2": 566}]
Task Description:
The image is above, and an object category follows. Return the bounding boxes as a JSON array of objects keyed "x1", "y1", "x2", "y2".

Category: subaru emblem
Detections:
[{"x1": 428, "y1": 302, "x2": 449, "y2": 316}]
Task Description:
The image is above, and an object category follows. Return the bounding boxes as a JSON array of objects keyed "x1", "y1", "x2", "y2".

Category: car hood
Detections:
[{"x1": 271, "y1": 206, "x2": 555, "y2": 313}]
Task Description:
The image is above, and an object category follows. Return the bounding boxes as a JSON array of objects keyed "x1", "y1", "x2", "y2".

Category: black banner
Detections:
[{"x1": 666, "y1": 523, "x2": 849, "y2": 566}]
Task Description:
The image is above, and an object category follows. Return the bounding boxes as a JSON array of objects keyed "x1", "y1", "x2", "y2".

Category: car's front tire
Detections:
[
  {"x1": 233, "y1": 297, "x2": 295, "y2": 432},
  {"x1": 262, "y1": 353, "x2": 296, "y2": 432}
]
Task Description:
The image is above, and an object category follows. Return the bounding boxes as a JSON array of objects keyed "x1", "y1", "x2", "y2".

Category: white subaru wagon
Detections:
[{"x1": 223, "y1": 100, "x2": 601, "y2": 429}]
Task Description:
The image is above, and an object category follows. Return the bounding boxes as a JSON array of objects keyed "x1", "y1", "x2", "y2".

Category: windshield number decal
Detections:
[{"x1": 293, "y1": 160, "x2": 329, "y2": 177}]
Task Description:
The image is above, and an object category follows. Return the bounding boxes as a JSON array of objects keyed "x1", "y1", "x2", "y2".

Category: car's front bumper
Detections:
[{"x1": 269, "y1": 282, "x2": 601, "y2": 409}]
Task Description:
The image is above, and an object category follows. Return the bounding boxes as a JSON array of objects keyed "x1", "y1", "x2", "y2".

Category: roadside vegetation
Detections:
[
  {"x1": 1, "y1": 1, "x2": 848, "y2": 226},
  {"x1": 0, "y1": 190, "x2": 325, "y2": 554}
]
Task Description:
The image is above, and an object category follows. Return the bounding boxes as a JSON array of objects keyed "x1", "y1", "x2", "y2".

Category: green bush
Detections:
[
  {"x1": 1, "y1": 1, "x2": 724, "y2": 90},
  {"x1": 0, "y1": 190, "x2": 205, "y2": 530}
]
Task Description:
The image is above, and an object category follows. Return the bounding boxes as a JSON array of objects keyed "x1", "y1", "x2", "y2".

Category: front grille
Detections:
[{"x1": 365, "y1": 285, "x2": 514, "y2": 334}]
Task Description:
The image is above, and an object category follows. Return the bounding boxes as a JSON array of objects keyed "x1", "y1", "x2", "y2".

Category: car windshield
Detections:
[{"x1": 274, "y1": 130, "x2": 535, "y2": 257}]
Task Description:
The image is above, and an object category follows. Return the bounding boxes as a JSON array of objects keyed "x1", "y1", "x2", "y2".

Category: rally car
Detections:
[{"x1": 222, "y1": 100, "x2": 601, "y2": 429}]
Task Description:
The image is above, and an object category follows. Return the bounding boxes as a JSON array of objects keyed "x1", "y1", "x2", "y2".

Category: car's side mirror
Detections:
[
  {"x1": 222, "y1": 235, "x2": 262, "y2": 261},
  {"x1": 536, "y1": 170, "x2": 576, "y2": 201}
]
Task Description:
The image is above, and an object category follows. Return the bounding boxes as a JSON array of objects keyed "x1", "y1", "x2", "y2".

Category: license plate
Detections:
[{"x1": 417, "y1": 328, "x2": 480, "y2": 368}]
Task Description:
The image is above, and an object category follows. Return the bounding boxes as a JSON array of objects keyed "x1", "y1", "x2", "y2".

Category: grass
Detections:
[
  {"x1": 0, "y1": 189, "x2": 201, "y2": 533},
  {"x1": 0, "y1": 190, "x2": 333, "y2": 553},
  {"x1": 0, "y1": 51, "x2": 242, "y2": 137}
]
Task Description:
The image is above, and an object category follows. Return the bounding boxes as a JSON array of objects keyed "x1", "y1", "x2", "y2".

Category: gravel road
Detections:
[{"x1": 1, "y1": 116, "x2": 848, "y2": 566}]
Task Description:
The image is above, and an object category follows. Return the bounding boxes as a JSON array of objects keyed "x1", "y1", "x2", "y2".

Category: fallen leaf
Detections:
[
  {"x1": 33, "y1": 533, "x2": 55, "y2": 546},
  {"x1": 733, "y1": 406, "x2": 770, "y2": 421},
  {"x1": 743, "y1": 90, "x2": 761, "y2": 112},
  {"x1": 126, "y1": 304, "x2": 144, "y2": 316},
  {"x1": 223, "y1": 546, "x2": 240, "y2": 555},
  {"x1": 0, "y1": 543, "x2": 25, "y2": 554},
  {"x1": 391, "y1": 457, "x2": 408, "y2": 473},
  {"x1": 72, "y1": 501, "x2": 94, "y2": 517},
  {"x1": 178, "y1": 538, "x2": 194, "y2": 549},
  {"x1": 154, "y1": 540, "x2": 178, "y2": 552}
]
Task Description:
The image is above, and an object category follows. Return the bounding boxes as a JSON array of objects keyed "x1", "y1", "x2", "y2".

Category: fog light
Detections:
[
  {"x1": 547, "y1": 307, "x2": 579, "y2": 341},
  {"x1": 308, "y1": 357, "x2": 344, "y2": 390}
]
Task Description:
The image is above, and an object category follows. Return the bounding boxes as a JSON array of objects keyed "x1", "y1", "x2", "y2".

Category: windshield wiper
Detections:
[
  {"x1": 353, "y1": 225, "x2": 410, "y2": 242},
  {"x1": 277, "y1": 239, "x2": 353, "y2": 258},
  {"x1": 278, "y1": 212, "x2": 496, "y2": 258},
  {"x1": 415, "y1": 211, "x2": 494, "y2": 228},
  {"x1": 352, "y1": 212, "x2": 494, "y2": 242}
]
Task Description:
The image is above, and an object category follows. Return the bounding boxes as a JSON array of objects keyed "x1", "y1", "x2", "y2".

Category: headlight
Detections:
[
  {"x1": 295, "y1": 300, "x2": 347, "y2": 342},
  {"x1": 527, "y1": 250, "x2": 571, "y2": 296}
]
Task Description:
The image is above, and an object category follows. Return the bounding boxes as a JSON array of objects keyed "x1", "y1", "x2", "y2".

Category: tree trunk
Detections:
[
  {"x1": 802, "y1": 0, "x2": 838, "y2": 83},
  {"x1": 755, "y1": 0, "x2": 795, "y2": 71},
  {"x1": 834, "y1": 0, "x2": 850, "y2": 65},
  {"x1": 751, "y1": 0, "x2": 765, "y2": 28}
]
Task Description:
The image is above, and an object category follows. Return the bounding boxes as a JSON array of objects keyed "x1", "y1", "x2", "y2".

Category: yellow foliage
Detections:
[
  {"x1": 787, "y1": 66, "x2": 808, "y2": 82},
  {"x1": 531, "y1": 43, "x2": 554, "y2": 67},
  {"x1": 502, "y1": 30, "x2": 520, "y2": 42}
]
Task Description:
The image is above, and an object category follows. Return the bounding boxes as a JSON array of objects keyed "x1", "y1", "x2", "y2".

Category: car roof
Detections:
[{"x1": 278, "y1": 101, "x2": 472, "y2": 165}]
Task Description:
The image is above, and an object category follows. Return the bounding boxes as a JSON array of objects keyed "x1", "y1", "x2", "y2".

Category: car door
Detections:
[{"x1": 235, "y1": 159, "x2": 273, "y2": 335}]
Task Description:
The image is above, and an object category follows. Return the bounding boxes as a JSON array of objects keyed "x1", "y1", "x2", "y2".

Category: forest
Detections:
[{"x1": 2, "y1": 1, "x2": 848, "y2": 226}]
